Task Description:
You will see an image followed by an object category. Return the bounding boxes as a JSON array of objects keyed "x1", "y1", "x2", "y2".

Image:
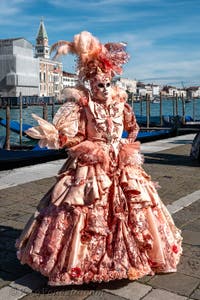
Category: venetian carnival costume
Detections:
[{"x1": 16, "y1": 31, "x2": 182, "y2": 285}]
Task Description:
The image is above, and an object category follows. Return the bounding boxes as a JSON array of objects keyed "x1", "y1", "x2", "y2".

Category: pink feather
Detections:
[{"x1": 50, "y1": 41, "x2": 75, "y2": 60}]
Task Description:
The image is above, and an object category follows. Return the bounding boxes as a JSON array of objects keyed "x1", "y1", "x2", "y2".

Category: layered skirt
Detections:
[{"x1": 16, "y1": 141, "x2": 182, "y2": 285}]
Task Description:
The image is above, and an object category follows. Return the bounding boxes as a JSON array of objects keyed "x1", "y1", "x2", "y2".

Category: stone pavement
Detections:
[{"x1": 0, "y1": 133, "x2": 200, "y2": 300}]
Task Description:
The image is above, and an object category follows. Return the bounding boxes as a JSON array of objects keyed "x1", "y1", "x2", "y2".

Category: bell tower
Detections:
[{"x1": 35, "y1": 19, "x2": 50, "y2": 59}]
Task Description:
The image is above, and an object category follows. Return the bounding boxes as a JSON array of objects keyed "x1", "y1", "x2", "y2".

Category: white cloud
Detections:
[
  {"x1": 47, "y1": 0, "x2": 160, "y2": 9},
  {"x1": 0, "y1": 0, "x2": 199, "y2": 87}
]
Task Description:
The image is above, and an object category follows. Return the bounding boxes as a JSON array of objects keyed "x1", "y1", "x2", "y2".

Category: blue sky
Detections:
[{"x1": 0, "y1": 0, "x2": 200, "y2": 87}]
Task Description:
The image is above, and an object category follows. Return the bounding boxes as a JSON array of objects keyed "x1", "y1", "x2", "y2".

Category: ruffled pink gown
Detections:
[{"x1": 16, "y1": 89, "x2": 182, "y2": 286}]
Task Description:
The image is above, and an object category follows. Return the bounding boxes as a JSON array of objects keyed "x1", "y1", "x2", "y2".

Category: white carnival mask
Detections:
[{"x1": 91, "y1": 74, "x2": 112, "y2": 101}]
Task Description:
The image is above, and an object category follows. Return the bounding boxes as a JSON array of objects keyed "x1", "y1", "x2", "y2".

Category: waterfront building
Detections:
[
  {"x1": 144, "y1": 84, "x2": 153, "y2": 99},
  {"x1": 35, "y1": 20, "x2": 63, "y2": 99},
  {"x1": 177, "y1": 88, "x2": 187, "y2": 98},
  {"x1": 186, "y1": 86, "x2": 200, "y2": 98},
  {"x1": 62, "y1": 71, "x2": 78, "y2": 88},
  {"x1": 151, "y1": 84, "x2": 160, "y2": 96},
  {"x1": 114, "y1": 77, "x2": 137, "y2": 94},
  {"x1": 136, "y1": 82, "x2": 146, "y2": 97},
  {"x1": 0, "y1": 38, "x2": 39, "y2": 98},
  {"x1": 162, "y1": 85, "x2": 178, "y2": 97}
]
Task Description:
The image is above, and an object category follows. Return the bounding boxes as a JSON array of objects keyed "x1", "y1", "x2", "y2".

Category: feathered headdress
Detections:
[{"x1": 50, "y1": 31, "x2": 129, "y2": 81}]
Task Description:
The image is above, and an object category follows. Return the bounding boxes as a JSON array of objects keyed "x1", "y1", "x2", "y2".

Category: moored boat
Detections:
[{"x1": 0, "y1": 146, "x2": 67, "y2": 170}]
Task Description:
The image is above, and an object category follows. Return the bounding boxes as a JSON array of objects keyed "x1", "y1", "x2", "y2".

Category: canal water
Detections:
[{"x1": 0, "y1": 98, "x2": 200, "y2": 145}]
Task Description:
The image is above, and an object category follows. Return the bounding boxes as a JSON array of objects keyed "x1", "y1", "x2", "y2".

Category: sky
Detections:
[{"x1": 0, "y1": 0, "x2": 200, "y2": 87}]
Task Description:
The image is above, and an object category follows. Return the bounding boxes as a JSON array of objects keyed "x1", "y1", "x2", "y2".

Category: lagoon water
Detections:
[{"x1": 0, "y1": 98, "x2": 200, "y2": 144}]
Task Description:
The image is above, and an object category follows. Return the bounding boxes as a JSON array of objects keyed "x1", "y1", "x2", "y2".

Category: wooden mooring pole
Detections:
[
  {"x1": 5, "y1": 103, "x2": 10, "y2": 150},
  {"x1": 146, "y1": 94, "x2": 150, "y2": 128},
  {"x1": 43, "y1": 103, "x2": 48, "y2": 120},
  {"x1": 140, "y1": 96, "x2": 143, "y2": 116},
  {"x1": 192, "y1": 98, "x2": 196, "y2": 121},
  {"x1": 175, "y1": 93, "x2": 178, "y2": 115},
  {"x1": 181, "y1": 94, "x2": 185, "y2": 124},
  {"x1": 160, "y1": 92, "x2": 163, "y2": 126},
  {"x1": 52, "y1": 97, "x2": 55, "y2": 119},
  {"x1": 19, "y1": 92, "x2": 23, "y2": 146},
  {"x1": 172, "y1": 97, "x2": 175, "y2": 116}
]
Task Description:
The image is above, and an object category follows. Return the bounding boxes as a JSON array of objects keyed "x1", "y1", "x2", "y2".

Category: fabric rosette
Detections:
[
  {"x1": 69, "y1": 140, "x2": 110, "y2": 171},
  {"x1": 119, "y1": 140, "x2": 144, "y2": 167}
]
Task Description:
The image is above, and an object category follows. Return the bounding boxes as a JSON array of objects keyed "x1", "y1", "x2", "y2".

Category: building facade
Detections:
[
  {"x1": 151, "y1": 84, "x2": 160, "y2": 96},
  {"x1": 114, "y1": 77, "x2": 137, "y2": 94},
  {"x1": 136, "y1": 82, "x2": 146, "y2": 97},
  {"x1": 186, "y1": 86, "x2": 200, "y2": 98},
  {"x1": 0, "y1": 38, "x2": 39, "y2": 97},
  {"x1": 62, "y1": 71, "x2": 78, "y2": 88}
]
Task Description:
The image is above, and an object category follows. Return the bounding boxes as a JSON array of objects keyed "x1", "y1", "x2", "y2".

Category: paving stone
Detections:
[
  {"x1": 182, "y1": 244, "x2": 200, "y2": 260},
  {"x1": 172, "y1": 202, "x2": 200, "y2": 228},
  {"x1": 0, "y1": 206, "x2": 10, "y2": 215},
  {"x1": 5, "y1": 211, "x2": 27, "y2": 221},
  {"x1": 10, "y1": 272, "x2": 47, "y2": 294},
  {"x1": 20, "y1": 182, "x2": 48, "y2": 194},
  {"x1": 0, "y1": 277, "x2": 10, "y2": 289},
  {"x1": 182, "y1": 218, "x2": 200, "y2": 232},
  {"x1": 0, "y1": 217, "x2": 9, "y2": 224},
  {"x1": 143, "y1": 145, "x2": 200, "y2": 206},
  {"x1": 104, "y1": 281, "x2": 152, "y2": 300},
  {"x1": 87, "y1": 291, "x2": 125, "y2": 300},
  {"x1": 0, "y1": 286, "x2": 26, "y2": 300},
  {"x1": 177, "y1": 255, "x2": 200, "y2": 278},
  {"x1": 0, "y1": 278, "x2": 10, "y2": 289},
  {"x1": 0, "y1": 271, "x2": 17, "y2": 288},
  {"x1": 0, "y1": 193, "x2": 23, "y2": 203},
  {"x1": 191, "y1": 286, "x2": 200, "y2": 300},
  {"x1": 148, "y1": 273, "x2": 199, "y2": 297},
  {"x1": 142, "y1": 288, "x2": 188, "y2": 300},
  {"x1": 8, "y1": 203, "x2": 35, "y2": 214},
  {"x1": 3, "y1": 190, "x2": 29, "y2": 200},
  {"x1": 31, "y1": 193, "x2": 46, "y2": 202},
  {"x1": 16, "y1": 213, "x2": 32, "y2": 224},
  {"x1": 36, "y1": 177, "x2": 55, "y2": 187},
  {"x1": 0, "y1": 197, "x2": 19, "y2": 206},
  {"x1": 182, "y1": 230, "x2": 200, "y2": 246},
  {"x1": 137, "y1": 275, "x2": 154, "y2": 284},
  {"x1": 21, "y1": 289, "x2": 92, "y2": 300},
  {"x1": 0, "y1": 219, "x2": 25, "y2": 230}
]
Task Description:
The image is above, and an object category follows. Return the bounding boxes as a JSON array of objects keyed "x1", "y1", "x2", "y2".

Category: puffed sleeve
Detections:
[
  {"x1": 59, "y1": 105, "x2": 86, "y2": 148},
  {"x1": 25, "y1": 86, "x2": 88, "y2": 149},
  {"x1": 123, "y1": 103, "x2": 139, "y2": 141}
]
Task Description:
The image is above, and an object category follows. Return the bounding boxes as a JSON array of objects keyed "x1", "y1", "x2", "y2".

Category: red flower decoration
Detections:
[
  {"x1": 70, "y1": 267, "x2": 82, "y2": 278},
  {"x1": 172, "y1": 244, "x2": 178, "y2": 254},
  {"x1": 81, "y1": 232, "x2": 92, "y2": 243},
  {"x1": 59, "y1": 132, "x2": 68, "y2": 147},
  {"x1": 148, "y1": 259, "x2": 157, "y2": 267}
]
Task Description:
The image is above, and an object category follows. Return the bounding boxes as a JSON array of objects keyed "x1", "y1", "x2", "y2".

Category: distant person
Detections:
[
  {"x1": 16, "y1": 31, "x2": 182, "y2": 286},
  {"x1": 190, "y1": 131, "x2": 200, "y2": 161}
]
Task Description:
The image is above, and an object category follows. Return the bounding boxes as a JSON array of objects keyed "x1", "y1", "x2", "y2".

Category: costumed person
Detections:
[
  {"x1": 16, "y1": 31, "x2": 182, "y2": 286},
  {"x1": 190, "y1": 131, "x2": 200, "y2": 161}
]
